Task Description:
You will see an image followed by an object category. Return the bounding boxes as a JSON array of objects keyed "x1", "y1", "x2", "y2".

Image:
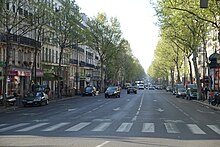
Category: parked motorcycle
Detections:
[
  {"x1": 0, "y1": 95, "x2": 16, "y2": 106},
  {"x1": 210, "y1": 93, "x2": 220, "y2": 106}
]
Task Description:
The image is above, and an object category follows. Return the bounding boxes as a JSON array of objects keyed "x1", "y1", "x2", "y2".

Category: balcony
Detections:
[
  {"x1": 69, "y1": 59, "x2": 96, "y2": 68},
  {"x1": 0, "y1": 33, "x2": 41, "y2": 48}
]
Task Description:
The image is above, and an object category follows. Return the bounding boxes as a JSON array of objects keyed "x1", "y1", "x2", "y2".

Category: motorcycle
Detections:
[
  {"x1": 0, "y1": 95, "x2": 16, "y2": 106},
  {"x1": 210, "y1": 92, "x2": 220, "y2": 106}
]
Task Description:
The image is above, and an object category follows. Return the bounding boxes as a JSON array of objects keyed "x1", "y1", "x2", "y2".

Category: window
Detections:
[
  {"x1": 49, "y1": 49, "x2": 51, "y2": 62},
  {"x1": 56, "y1": 51, "x2": 58, "y2": 63},
  {"x1": 42, "y1": 47, "x2": 44, "y2": 61},
  {"x1": 18, "y1": 7, "x2": 23, "y2": 15},
  {"x1": 12, "y1": 5, "x2": 15, "y2": 12},
  {"x1": 46, "y1": 48, "x2": 48, "y2": 62},
  {"x1": 52, "y1": 50, "x2": 54, "y2": 63},
  {"x1": 6, "y1": 3, "x2": 9, "y2": 10}
]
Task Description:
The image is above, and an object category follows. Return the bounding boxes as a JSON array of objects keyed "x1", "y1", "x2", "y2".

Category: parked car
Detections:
[
  {"x1": 176, "y1": 88, "x2": 187, "y2": 98},
  {"x1": 186, "y1": 88, "x2": 197, "y2": 100},
  {"x1": 22, "y1": 91, "x2": 49, "y2": 107},
  {"x1": 105, "y1": 86, "x2": 120, "y2": 98},
  {"x1": 173, "y1": 84, "x2": 185, "y2": 95},
  {"x1": 127, "y1": 86, "x2": 137, "y2": 94},
  {"x1": 149, "y1": 86, "x2": 155, "y2": 90},
  {"x1": 166, "y1": 86, "x2": 172, "y2": 92},
  {"x1": 82, "y1": 86, "x2": 96, "y2": 96}
]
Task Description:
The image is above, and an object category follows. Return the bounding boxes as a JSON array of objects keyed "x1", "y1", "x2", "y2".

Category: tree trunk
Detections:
[
  {"x1": 192, "y1": 50, "x2": 202, "y2": 100},
  {"x1": 3, "y1": 31, "x2": 12, "y2": 108},
  {"x1": 58, "y1": 43, "x2": 64, "y2": 99},
  {"x1": 100, "y1": 59, "x2": 105, "y2": 92},
  {"x1": 187, "y1": 57, "x2": 193, "y2": 84}
]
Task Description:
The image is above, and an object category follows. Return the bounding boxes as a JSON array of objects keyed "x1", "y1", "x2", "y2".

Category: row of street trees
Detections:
[
  {"x1": 0, "y1": 0, "x2": 145, "y2": 105},
  {"x1": 148, "y1": 0, "x2": 220, "y2": 99}
]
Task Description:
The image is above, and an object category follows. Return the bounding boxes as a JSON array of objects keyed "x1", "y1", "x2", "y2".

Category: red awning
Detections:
[{"x1": 8, "y1": 68, "x2": 31, "y2": 76}]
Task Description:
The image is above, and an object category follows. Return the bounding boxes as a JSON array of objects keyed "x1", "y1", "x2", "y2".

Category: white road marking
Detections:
[
  {"x1": 42, "y1": 122, "x2": 70, "y2": 131},
  {"x1": 0, "y1": 123, "x2": 29, "y2": 132},
  {"x1": 68, "y1": 108, "x2": 76, "y2": 112},
  {"x1": 92, "y1": 119, "x2": 111, "y2": 122},
  {"x1": 142, "y1": 123, "x2": 155, "y2": 133},
  {"x1": 156, "y1": 108, "x2": 164, "y2": 112},
  {"x1": 16, "y1": 123, "x2": 49, "y2": 132},
  {"x1": 207, "y1": 125, "x2": 220, "y2": 135},
  {"x1": 96, "y1": 141, "x2": 110, "y2": 147},
  {"x1": 92, "y1": 123, "x2": 111, "y2": 132},
  {"x1": 116, "y1": 123, "x2": 133, "y2": 132},
  {"x1": 132, "y1": 116, "x2": 137, "y2": 121},
  {"x1": 0, "y1": 124, "x2": 7, "y2": 127},
  {"x1": 65, "y1": 122, "x2": 91, "y2": 131},
  {"x1": 187, "y1": 124, "x2": 206, "y2": 134},
  {"x1": 113, "y1": 107, "x2": 120, "y2": 111},
  {"x1": 164, "y1": 123, "x2": 180, "y2": 133}
]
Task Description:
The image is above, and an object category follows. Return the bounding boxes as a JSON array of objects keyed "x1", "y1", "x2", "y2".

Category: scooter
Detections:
[
  {"x1": 0, "y1": 95, "x2": 16, "y2": 106},
  {"x1": 210, "y1": 93, "x2": 220, "y2": 106}
]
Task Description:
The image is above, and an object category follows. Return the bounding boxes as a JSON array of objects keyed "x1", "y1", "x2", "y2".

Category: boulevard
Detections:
[{"x1": 0, "y1": 89, "x2": 220, "y2": 147}]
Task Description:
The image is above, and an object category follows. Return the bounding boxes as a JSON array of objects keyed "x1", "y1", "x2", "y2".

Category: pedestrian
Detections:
[{"x1": 204, "y1": 87, "x2": 209, "y2": 100}]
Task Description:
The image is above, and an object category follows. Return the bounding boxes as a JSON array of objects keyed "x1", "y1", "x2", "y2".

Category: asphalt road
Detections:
[{"x1": 0, "y1": 89, "x2": 220, "y2": 147}]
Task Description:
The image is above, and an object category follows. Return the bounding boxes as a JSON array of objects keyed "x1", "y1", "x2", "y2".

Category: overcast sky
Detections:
[{"x1": 75, "y1": 0, "x2": 160, "y2": 73}]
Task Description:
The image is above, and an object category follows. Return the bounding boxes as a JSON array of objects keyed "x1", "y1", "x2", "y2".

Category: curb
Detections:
[{"x1": 193, "y1": 100, "x2": 220, "y2": 111}]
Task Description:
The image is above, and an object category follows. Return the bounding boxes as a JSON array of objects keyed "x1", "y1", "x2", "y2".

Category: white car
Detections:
[{"x1": 138, "y1": 84, "x2": 145, "y2": 90}]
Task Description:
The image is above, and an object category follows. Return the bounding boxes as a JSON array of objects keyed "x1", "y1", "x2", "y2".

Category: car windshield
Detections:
[
  {"x1": 178, "y1": 89, "x2": 186, "y2": 92},
  {"x1": 107, "y1": 87, "x2": 116, "y2": 91}
]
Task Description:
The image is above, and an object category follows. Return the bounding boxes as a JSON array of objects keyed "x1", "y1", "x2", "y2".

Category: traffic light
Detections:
[{"x1": 200, "y1": 0, "x2": 208, "y2": 8}]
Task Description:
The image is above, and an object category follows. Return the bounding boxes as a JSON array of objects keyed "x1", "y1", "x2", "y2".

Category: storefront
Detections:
[{"x1": 7, "y1": 68, "x2": 31, "y2": 96}]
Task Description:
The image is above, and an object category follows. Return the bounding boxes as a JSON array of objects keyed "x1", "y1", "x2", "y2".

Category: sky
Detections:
[{"x1": 75, "y1": 0, "x2": 160, "y2": 73}]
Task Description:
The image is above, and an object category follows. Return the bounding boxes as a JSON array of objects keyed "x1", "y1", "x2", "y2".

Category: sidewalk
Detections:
[{"x1": 193, "y1": 99, "x2": 220, "y2": 111}]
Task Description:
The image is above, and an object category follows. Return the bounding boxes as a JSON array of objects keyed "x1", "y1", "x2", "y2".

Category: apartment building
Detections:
[{"x1": 0, "y1": 0, "x2": 101, "y2": 97}]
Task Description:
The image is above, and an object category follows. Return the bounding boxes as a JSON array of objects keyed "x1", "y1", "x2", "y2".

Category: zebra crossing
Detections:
[{"x1": 0, "y1": 122, "x2": 219, "y2": 136}]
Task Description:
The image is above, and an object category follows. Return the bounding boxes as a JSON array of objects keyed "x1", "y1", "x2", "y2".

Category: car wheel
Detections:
[
  {"x1": 127, "y1": 92, "x2": 129, "y2": 94},
  {"x1": 105, "y1": 95, "x2": 107, "y2": 98}
]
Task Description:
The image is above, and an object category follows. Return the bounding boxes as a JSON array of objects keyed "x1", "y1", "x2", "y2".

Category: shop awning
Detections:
[{"x1": 8, "y1": 68, "x2": 31, "y2": 76}]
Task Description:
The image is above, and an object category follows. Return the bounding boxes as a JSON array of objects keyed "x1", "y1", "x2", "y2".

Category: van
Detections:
[{"x1": 173, "y1": 84, "x2": 185, "y2": 95}]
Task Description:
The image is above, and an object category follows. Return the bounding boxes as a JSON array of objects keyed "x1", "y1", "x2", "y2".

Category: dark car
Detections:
[
  {"x1": 105, "y1": 86, "x2": 120, "y2": 98},
  {"x1": 22, "y1": 91, "x2": 49, "y2": 107},
  {"x1": 127, "y1": 86, "x2": 137, "y2": 94},
  {"x1": 186, "y1": 88, "x2": 197, "y2": 100},
  {"x1": 82, "y1": 86, "x2": 96, "y2": 96}
]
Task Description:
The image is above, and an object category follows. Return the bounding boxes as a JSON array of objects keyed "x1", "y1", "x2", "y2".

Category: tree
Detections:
[
  {"x1": 51, "y1": 0, "x2": 82, "y2": 98},
  {"x1": 85, "y1": 13, "x2": 122, "y2": 92}
]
